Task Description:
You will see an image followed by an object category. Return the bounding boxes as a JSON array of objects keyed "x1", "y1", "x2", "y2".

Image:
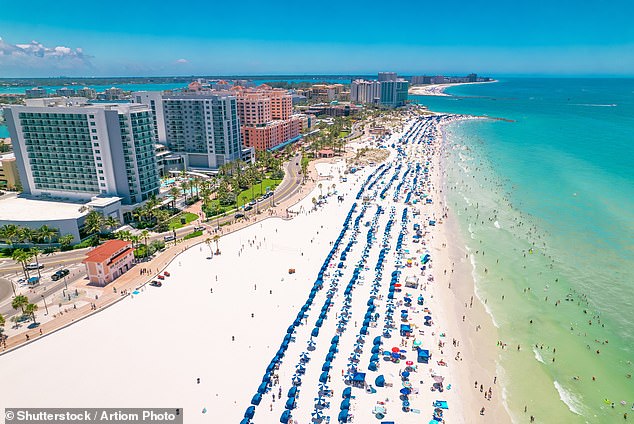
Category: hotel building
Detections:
[
  {"x1": 4, "y1": 98, "x2": 160, "y2": 205},
  {"x1": 133, "y1": 91, "x2": 245, "y2": 170}
]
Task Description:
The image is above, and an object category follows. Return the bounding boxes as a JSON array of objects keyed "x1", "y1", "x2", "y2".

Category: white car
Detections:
[{"x1": 26, "y1": 262, "x2": 44, "y2": 270}]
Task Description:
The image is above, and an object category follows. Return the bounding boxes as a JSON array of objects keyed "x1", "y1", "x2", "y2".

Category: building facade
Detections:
[
  {"x1": 83, "y1": 239, "x2": 134, "y2": 286},
  {"x1": 4, "y1": 98, "x2": 160, "y2": 204},
  {"x1": 0, "y1": 153, "x2": 21, "y2": 190},
  {"x1": 380, "y1": 80, "x2": 409, "y2": 108},
  {"x1": 378, "y1": 72, "x2": 398, "y2": 82},
  {"x1": 133, "y1": 91, "x2": 243, "y2": 170},
  {"x1": 350, "y1": 80, "x2": 381, "y2": 105}
]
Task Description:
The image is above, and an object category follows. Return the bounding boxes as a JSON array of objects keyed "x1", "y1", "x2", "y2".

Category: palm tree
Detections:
[
  {"x1": 0, "y1": 313, "x2": 5, "y2": 334},
  {"x1": 181, "y1": 180, "x2": 190, "y2": 203},
  {"x1": 17, "y1": 227, "x2": 34, "y2": 245},
  {"x1": 59, "y1": 234, "x2": 75, "y2": 248},
  {"x1": 0, "y1": 224, "x2": 18, "y2": 246},
  {"x1": 24, "y1": 303, "x2": 38, "y2": 323},
  {"x1": 11, "y1": 248, "x2": 33, "y2": 280},
  {"x1": 140, "y1": 230, "x2": 150, "y2": 259},
  {"x1": 130, "y1": 235, "x2": 140, "y2": 249},
  {"x1": 169, "y1": 186, "x2": 181, "y2": 208},
  {"x1": 104, "y1": 216, "x2": 120, "y2": 233},
  {"x1": 204, "y1": 238, "x2": 214, "y2": 257},
  {"x1": 30, "y1": 247, "x2": 43, "y2": 280},
  {"x1": 212, "y1": 234, "x2": 220, "y2": 255},
  {"x1": 12, "y1": 295, "x2": 29, "y2": 314},
  {"x1": 37, "y1": 225, "x2": 58, "y2": 247},
  {"x1": 84, "y1": 211, "x2": 105, "y2": 236}
]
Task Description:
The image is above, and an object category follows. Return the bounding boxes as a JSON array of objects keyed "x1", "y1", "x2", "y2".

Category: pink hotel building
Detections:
[{"x1": 235, "y1": 85, "x2": 308, "y2": 151}]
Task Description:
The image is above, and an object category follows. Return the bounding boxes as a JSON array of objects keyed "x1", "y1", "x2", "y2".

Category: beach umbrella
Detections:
[
  {"x1": 338, "y1": 409, "x2": 349, "y2": 423},
  {"x1": 341, "y1": 398, "x2": 351, "y2": 410},
  {"x1": 375, "y1": 375, "x2": 386, "y2": 387},
  {"x1": 392, "y1": 347, "x2": 400, "y2": 353},
  {"x1": 292, "y1": 375, "x2": 302, "y2": 385},
  {"x1": 251, "y1": 393, "x2": 262, "y2": 406},
  {"x1": 413, "y1": 340, "x2": 422, "y2": 347},
  {"x1": 245, "y1": 406, "x2": 255, "y2": 419},
  {"x1": 425, "y1": 315, "x2": 432, "y2": 320},
  {"x1": 400, "y1": 387, "x2": 411, "y2": 395},
  {"x1": 257, "y1": 382, "x2": 268, "y2": 394},
  {"x1": 342, "y1": 387, "x2": 352, "y2": 398},
  {"x1": 402, "y1": 371, "x2": 410, "y2": 378},
  {"x1": 319, "y1": 372, "x2": 329, "y2": 383},
  {"x1": 288, "y1": 386, "x2": 298, "y2": 398},
  {"x1": 368, "y1": 362, "x2": 378, "y2": 371},
  {"x1": 391, "y1": 352, "x2": 400, "y2": 359},
  {"x1": 240, "y1": 419, "x2": 250, "y2": 424},
  {"x1": 285, "y1": 397, "x2": 296, "y2": 410},
  {"x1": 280, "y1": 410, "x2": 292, "y2": 423},
  {"x1": 406, "y1": 360, "x2": 414, "y2": 366}
]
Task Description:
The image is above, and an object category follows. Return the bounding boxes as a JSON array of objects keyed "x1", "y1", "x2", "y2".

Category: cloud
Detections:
[
  {"x1": 0, "y1": 36, "x2": 94, "y2": 75},
  {"x1": 175, "y1": 58, "x2": 189, "y2": 64}
]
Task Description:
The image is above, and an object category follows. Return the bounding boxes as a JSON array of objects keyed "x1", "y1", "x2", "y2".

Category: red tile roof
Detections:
[{"x1": 83, "y1": 240, "x2": 132, "y2": 264}]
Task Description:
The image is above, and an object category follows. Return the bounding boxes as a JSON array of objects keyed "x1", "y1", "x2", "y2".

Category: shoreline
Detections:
[
  {"x1": 0, "y1": 110, "x2": 512, "y2": 423},
  {"x1": 409, "y1": 80, "x2": 497, "y2": 97}
]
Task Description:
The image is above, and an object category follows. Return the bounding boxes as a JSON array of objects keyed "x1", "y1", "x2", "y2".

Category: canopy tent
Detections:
[
  {"x1": 352, "y1": 372, "x2": 366, "y2": 388},
  {"x1": 417, "y1": 349, "x2": 430, "y2": 364},
  {"x1": 375, "y1": 374, "x2": 386, "y2": 387},
  {"x1": 251, "y1": 393, "x2": 262, "y2": 406}
]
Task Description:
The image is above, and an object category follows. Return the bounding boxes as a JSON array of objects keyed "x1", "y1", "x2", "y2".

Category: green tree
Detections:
[
  {"x1": 37, "y1": 225, "x2": 58, "y2": 246},
  {"x1": 140, "y1": 230, "x2": 150, "y2": 258},
  {"x1": 169, "y1": 186, "x2": 181, "y2": 208},
  {"x1": 11, "y1": 248, "x2": 33, "y2": 280},
  {"x1": 84, "y1": 211, "x2": 105, "y2": 236},
  {"x1": 24, "y1": 303, "x2": 38, "y2": 323},
  {"x1": 213, "y1": 234, "x2": 221, "y2": 254},
  {"x1": 30, "y1": 247, "x2": 43, "y2": 280},
  {"x1": 104, "y1": 216, "x2": 120, "y2": 232},
  {"x1": 59, "y1": 234, "x2": 75, "y2": 248},
  {"x1": 11, "y1": 294, "x2": 29, "y2": 314},
  {"x1": 0, "y1": 224, "x2": 19, "y2": 246}
]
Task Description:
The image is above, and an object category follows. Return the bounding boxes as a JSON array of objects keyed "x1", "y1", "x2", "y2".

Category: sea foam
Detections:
[{"x1": 553, "y1": 381, "x2": 584, "y2": 416}]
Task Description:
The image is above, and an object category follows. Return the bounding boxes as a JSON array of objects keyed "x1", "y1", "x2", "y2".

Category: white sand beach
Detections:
[
  {"x1": 0, "y1": 113, "x2": 508, "y2": 423},
  {"x1": 409, "y1": 81, "x2": 496, "y2": 97}
]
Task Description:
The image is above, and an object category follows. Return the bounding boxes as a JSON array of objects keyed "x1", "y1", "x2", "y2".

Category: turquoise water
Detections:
[{"x1": 413, "y1": 79, "x2": 634, "y2": 422}]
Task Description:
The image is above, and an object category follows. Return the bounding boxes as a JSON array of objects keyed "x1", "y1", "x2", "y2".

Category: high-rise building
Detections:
[
  {"x1": 56, "y1": 87, "x2": 77, "y2": 97},
  {"x1": 378, "y1": 72, "x2": 398, "y2": 82},
  {"x1": 25, "y1": 87, "x2": 47, "y2": 99},
  {"x1": 4, "y1": 98, "x2": 159, "y2": 204},
  {"x1": 133, "y1": 91, "x2": 243, "y2": 170},
  {"x1": 235, "y1": 87, "x2": 307, "y2": 151},
  {"x1": 350, "y1": 80, "x2": 381, "y2": 104},
  {"x1": 77, "y1": 87, "x2": 97, "y2": 99},
  {"x1": 379, "y1": 80, "x2": 409, "y2": 108}
]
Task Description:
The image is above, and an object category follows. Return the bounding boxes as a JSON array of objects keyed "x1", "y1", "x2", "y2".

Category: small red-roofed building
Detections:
[{"x1": 83, "y1": 240, "x2": 134, "y2": 286}]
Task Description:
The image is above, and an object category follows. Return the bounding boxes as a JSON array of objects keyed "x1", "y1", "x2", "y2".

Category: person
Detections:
[{"x1": 480, "y1": 407, "x2": 485, "y2": 415}]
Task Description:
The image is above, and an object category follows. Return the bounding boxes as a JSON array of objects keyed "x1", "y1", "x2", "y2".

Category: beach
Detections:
[
  {"x1": 409, "y1": 81, "x2": 495, "y2": 97},
  {"x1": 0, "y1": 112, "x2": 510, "y2": 423}
]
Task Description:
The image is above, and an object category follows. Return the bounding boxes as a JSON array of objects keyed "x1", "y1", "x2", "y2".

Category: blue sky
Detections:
[{"x1": 1, "y1": 0, "x2": 633, "y2": 77}]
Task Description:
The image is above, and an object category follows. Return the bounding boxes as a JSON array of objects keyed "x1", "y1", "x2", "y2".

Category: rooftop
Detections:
[
  {"x1": 0, "y1": 194, "x2": 120, "y2": 222},
  {"x1": 84, "y1": 239, "x2": 132, "y2": 263}
]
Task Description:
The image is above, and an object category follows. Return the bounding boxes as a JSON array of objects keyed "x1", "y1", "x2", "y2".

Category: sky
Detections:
[{"x1": 1, "y1": 0, "x2": 634, "y2": 77}]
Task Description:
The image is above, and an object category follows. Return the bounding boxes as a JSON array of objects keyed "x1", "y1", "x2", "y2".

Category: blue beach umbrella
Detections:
[{"x1": 245, "y1": 406, "x2": 255, "y2": 419}]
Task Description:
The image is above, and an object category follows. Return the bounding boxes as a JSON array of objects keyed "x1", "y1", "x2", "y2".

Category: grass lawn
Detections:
[
  {"x1": 184, "y1": 230, "x2": 203, "y2": 240},
  {"x1": 236, "y1": 178, "x2": 282, "y2": 206},
  {"x1": 339, "y1": 130, "x2": 350, "y2": 137},
  {"x1": 168, "y1": 212, "x2": 199, "y2": 230},
  {"x1": 203, "y1": 177, "x2": 282, "y2": 218}
]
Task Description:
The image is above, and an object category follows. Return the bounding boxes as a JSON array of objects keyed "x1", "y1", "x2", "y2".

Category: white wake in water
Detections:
[
  {"x1": 494, "y1": 220, "x2": 501, "y2": 229},
  {"x1": 533, "y1": 347, "x2": 545, "y2": 364},
  {"x1": 553, "y1": 381, "x2": 584, "y2": 416}
]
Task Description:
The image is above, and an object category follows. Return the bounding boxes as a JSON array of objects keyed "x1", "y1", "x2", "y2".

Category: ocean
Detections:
[{"x1": 412, "y1": 79, "x2": 634, "y2": 423}]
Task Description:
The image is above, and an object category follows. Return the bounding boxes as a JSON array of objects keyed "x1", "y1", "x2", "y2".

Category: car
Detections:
[
  {"x1": 149, "y1": 281, "x2": 162, "y2": 287},
  {"x1": 51, "y1": 269, "x2": 70, "y2": 281},
  {"x1": 244, "y1": 205, "x2": 253, "y2": 211},
  {"x1": 248, "y1": 200, "x2": 256, "y2": 206},
  {"x1": 26, "y1": 262, "x2": 44, "y2": 270},
  {"x1": 234, "y1": 213, "x2": 245, "y2": 219},
  {"x1": 163, "y1": 271, "x2": 170, "y2": 277},
  {"x1": 157, "y1": 274, "x2": 165, "y2": 280},
  {"x1": 164, "y1": 235, "x2": 176, "y2": 242},
  {"x1": 193, "y1": 226, "x2": 205, "y2": 232}
]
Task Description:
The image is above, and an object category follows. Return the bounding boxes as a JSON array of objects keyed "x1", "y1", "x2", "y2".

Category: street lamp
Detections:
[
  {"x1": 63, "y1": 273, "x2": 68, "y2": 291},
  {"x1": 41, "y1": 294, "x2": 49, "y2": 315}
]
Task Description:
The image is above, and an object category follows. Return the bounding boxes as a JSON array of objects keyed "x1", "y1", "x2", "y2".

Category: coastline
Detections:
[
  {"x1": 0, "y1": 111, "x2": 512, "y2": 423},
  {"x1": 431, "y1": 116, "x2": 512, "y2": 422},
  {"x1": 409, "y1": 81, "x2": 497, "y2": 97}
]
